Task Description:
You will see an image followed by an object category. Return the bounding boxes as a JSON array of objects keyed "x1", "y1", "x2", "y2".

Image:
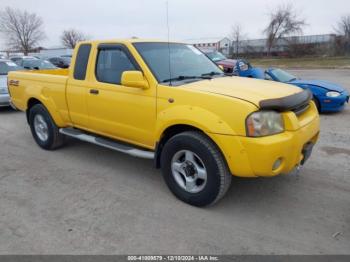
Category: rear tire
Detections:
[
  {"x1": 28, "y1": 104, "x2": 66, "y2": 150},
  {"x1": 160, "y1": 131, "x2": 232, "y2": 207}
]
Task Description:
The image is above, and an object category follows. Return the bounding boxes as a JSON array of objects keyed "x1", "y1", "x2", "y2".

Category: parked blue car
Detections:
[{"x1": 264, "y1": 68, "x2": 349, "y2": 112}]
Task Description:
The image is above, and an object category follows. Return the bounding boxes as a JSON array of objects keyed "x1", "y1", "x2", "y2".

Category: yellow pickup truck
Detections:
[{"x1": 8, "y1": 39, "x2": 320, "y2": 206}]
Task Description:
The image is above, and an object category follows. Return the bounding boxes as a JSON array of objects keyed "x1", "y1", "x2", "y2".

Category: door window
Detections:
[{"x1": 96, "y1": 48, "x2": 136, "y2": 85}]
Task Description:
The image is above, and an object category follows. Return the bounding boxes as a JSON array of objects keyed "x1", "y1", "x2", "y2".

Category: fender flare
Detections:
[
  {"x1": 26, "y1": 95, "x2": 66, "y2": 127},
  {"x1": 155, "y1": 105, "x2": 236, "y2": 140}
]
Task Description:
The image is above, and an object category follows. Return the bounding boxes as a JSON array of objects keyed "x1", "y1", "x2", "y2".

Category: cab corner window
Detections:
[{"x1": 96, "y1": 48, "x2": 137, "y2": 85}]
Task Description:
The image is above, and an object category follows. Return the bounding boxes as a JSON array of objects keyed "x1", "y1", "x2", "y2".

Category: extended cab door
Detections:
[
  {"x1": 86, "y1": 44, "x2": 156, "y2": 148},
  {"x1": 66, "y1": 44, "x2": 92, "y2": 128}
]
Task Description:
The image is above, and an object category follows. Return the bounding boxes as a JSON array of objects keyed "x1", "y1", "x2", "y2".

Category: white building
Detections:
[
  {"x1": 233, "y1": 34, "x2": 337, "y2": 55},
  {"x1": 185, "y1": 37, "x2": 232, "y2": 55}
]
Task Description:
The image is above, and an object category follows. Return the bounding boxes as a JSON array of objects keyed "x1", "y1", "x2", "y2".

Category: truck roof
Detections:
[{"x1": 78, "y1": 39, "x2": 184, "y2": 45}]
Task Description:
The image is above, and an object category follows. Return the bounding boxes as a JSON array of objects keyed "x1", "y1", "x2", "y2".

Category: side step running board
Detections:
[{"x1": 59, "y1": 128, "x2": 154, "y2": 159}]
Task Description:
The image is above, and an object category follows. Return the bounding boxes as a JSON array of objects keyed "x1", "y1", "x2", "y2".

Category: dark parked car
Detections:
[
  {"x1": 48, "y1": 56, "x2": 71, "y2": 68},
  {"x1": 202, "y1": 50, "x2": 264, "y2": 78},
  {"x1": 20, "y1": 59, "x2": 57, "y2": 70},
  {"x1": 202, "y1": 50, "x2": 236, "y2": 73}
]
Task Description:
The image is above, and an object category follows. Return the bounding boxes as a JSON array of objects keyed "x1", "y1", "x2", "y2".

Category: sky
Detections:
[{"x1": 0, "y1": 0, "x2": 349, "y2": 49}]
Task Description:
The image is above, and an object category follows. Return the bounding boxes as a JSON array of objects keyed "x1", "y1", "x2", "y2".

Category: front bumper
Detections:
[
  {"x1": 319, "y1": 92, "x2": 349, "y2": 112},
  {"x1": 208, "y1": 112, "x2": 320, "y2": 177},
  {"x1": 0, "y1": 94, "x2": 10, "y2": 107}
]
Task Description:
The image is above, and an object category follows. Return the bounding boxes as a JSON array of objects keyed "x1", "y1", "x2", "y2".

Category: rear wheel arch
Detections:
[
  {"x1": 26, "y1": 98, "x2": 43, "y2": 123},
  {"x1": 26, "y1": 97, "x2": 65, "y2": 126},
  {"x1": 28, "y1": 103, "x2": 66, "y2": 150}
]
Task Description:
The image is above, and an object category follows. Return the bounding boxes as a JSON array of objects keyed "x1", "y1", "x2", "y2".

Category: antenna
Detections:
[{"x1": 166, "y1": 1, "x2": 172, "y2": 86}]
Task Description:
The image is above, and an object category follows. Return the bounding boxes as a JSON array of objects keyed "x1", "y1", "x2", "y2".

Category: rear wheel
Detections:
[
  {"x1": 28, "y1": 104, "x2": 66, "y2": 150},
  {"x1": 160, "y1": 131, "x2": 232, "y2": 207}
]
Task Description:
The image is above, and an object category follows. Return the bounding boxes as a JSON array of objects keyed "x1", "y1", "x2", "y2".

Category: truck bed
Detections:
[{"x1": 8, "y1": 69, "x2": 69, "y2": 112}]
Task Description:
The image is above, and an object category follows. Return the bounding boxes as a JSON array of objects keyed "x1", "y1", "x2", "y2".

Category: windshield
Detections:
[
  {"x1": 0, "y1": 61, "x2": 23, "y2": 75},
  {"x1": 206, "y1": 51, "x2": 227, "y2": 62},
  {"x1": 23, "y1": 59, "x2": 57, "y2": 69},
  {"x1": 133, "y1": 43, "x2": 223, "y2": 85},
  {"x1": 270, "y1": 68, "x2": 297, "y2": 83}
]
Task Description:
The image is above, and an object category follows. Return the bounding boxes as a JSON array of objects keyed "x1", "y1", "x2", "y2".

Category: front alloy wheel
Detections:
[{"x1": 171, "y1": 150, "x2": 207, "y2": 194}]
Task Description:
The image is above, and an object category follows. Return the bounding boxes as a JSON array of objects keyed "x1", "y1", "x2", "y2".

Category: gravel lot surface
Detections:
[{"x1": 0, "y1": 69, "x2": 349, "y2": 254}]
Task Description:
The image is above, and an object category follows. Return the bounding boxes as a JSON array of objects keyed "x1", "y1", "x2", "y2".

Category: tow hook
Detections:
[
  {"x1": 290, "y1": 164, "x2": 302, "y2": 176},
  {"x1": 296, "y1": 164, "x2": 302, "y2": 174}
]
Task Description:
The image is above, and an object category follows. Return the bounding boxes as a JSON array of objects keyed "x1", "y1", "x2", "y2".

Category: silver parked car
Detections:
[{"x1": 0, "y1": 59, "x2": 23, "y2": 107}]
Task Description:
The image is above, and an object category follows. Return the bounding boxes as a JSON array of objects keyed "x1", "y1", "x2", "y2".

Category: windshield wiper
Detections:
[
  {"x1": 201, "y1": 71, "x2": 223, "y2": 77},
  {"x1": 161, "y1": 75, "x2": 212, "y2": 83}
]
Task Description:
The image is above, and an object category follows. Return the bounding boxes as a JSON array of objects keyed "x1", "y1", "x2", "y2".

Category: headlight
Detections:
[
  {"x1": 246, "y1": 111, "x2": 284, "y2": 137},
  {"x1": 326, "y1": 91, "x2": 340, "y2": 97}
]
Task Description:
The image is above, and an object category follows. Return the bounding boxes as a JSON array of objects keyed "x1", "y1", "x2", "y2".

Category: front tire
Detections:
[
  {"x1": 160, "y1": 131, "x2": 232, "y2": 207},
  {"x1": 28, "y1": 104, "x2": 65, "y2": 150}
]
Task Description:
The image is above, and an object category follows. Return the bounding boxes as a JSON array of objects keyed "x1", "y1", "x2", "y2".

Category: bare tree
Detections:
[
  {"x1": 61, "y1": 29, "x2": 88, "y2": 49},
  {"x1": 0, "y1": 7, "x2": 45, "y2": 55},
  {"x1": 229, "y1": 24, "x2": 245, "y2": 58},
  {"x1": 334, "y1": 15, "x2": 350, "y2": 55},
  {"x1": 263, "y1": 3, "x2": 306, "y2": 55},
  {"x1": 335, "y1": 15, "x2": 350, "y2": 38}
]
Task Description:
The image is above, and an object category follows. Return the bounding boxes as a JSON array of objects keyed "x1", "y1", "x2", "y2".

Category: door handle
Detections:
[{"x1": 90, "y1": 89, "x2": 99, "y2": 95}]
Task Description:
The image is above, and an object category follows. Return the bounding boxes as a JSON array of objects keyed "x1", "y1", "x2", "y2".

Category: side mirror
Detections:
[
  {"x1": 218, "y1": 65, "x2": 224, "y2": 71},
  {"x1": 121, "y1": 71, "x2": 149, "y2": 89}
]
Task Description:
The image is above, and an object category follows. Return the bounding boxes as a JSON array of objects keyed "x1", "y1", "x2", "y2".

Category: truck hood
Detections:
[
  {"x1": 185, "y1": 76, "x2": 303, "y2": 107},
  {"x1": 288, "y1": 79, "x2": 345, "y2": 93}
]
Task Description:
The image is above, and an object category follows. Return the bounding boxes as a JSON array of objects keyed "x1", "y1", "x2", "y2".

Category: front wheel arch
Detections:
[
  {"x1": 155, "y1": 125, "x2": 229, "y2": 172},
  {"x1": 312, "y1": 96, "x2": 321, "y2": 112},
  {"x1": 155, "y1": 124, "x2": 202, "y2": 169}
]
